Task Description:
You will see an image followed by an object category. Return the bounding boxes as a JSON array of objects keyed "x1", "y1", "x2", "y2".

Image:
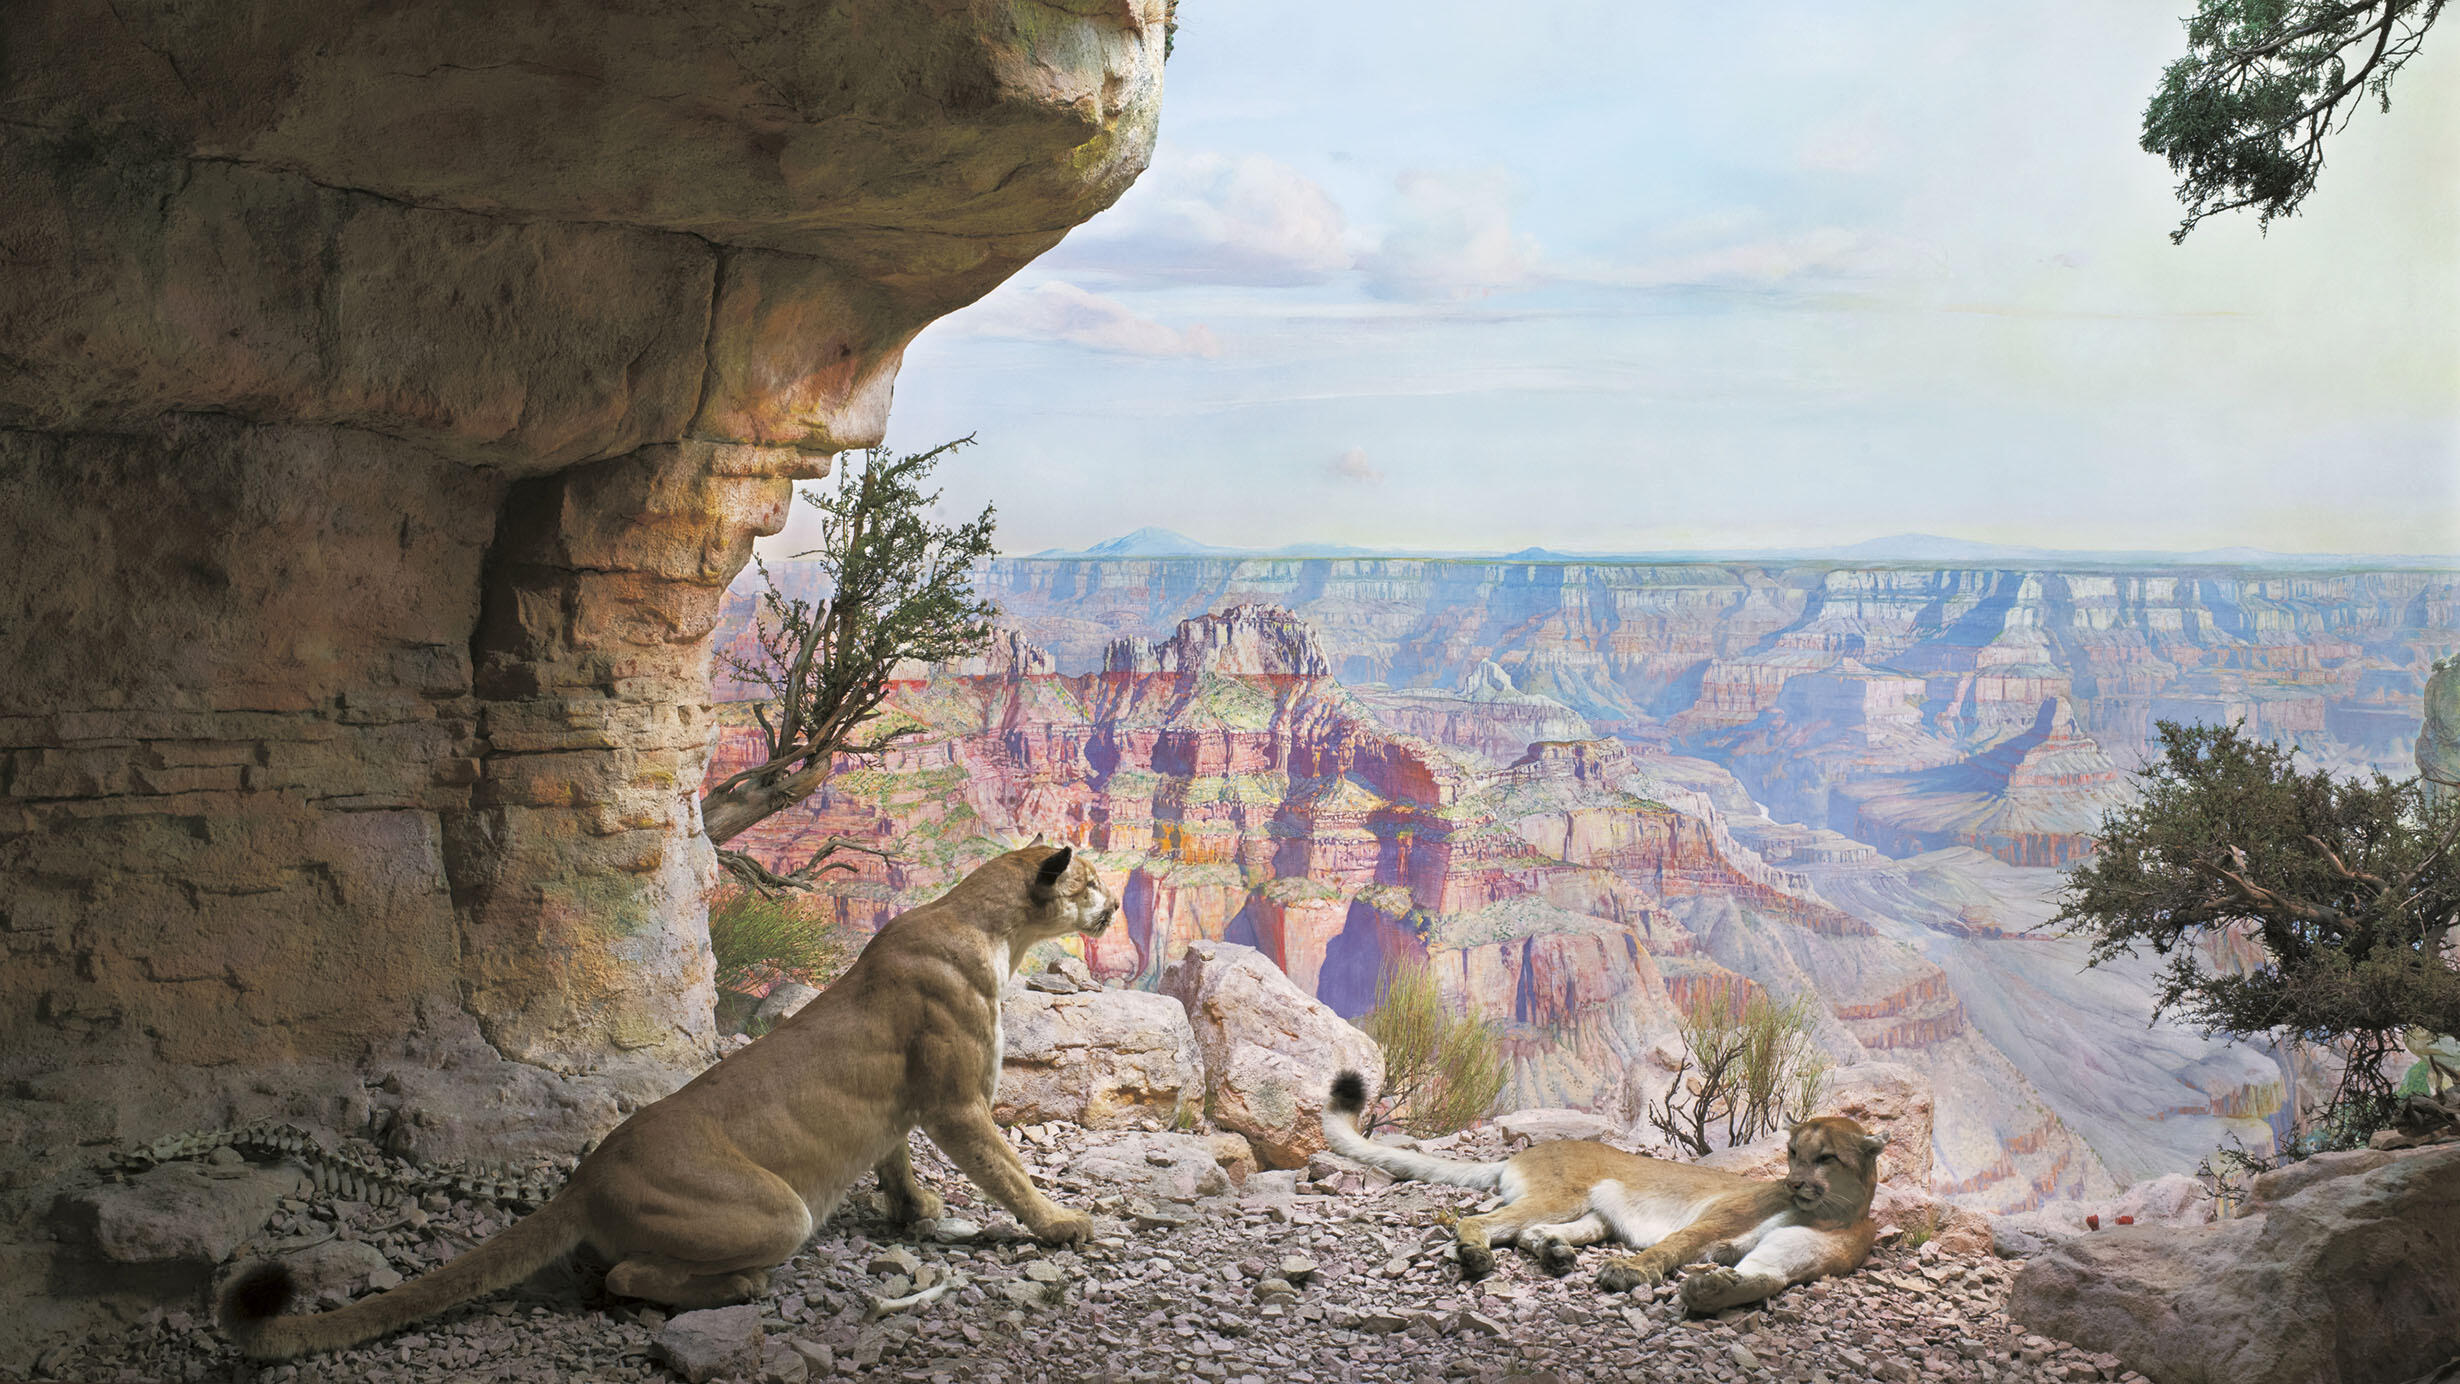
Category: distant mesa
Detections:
[{"x1": 1014, "y1": 528, "x2": 2455, "y2": 571}]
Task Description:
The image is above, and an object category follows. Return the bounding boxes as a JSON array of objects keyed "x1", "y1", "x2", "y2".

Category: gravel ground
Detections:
[{"x1": 35, "y1": 1121, "x2": 2138, "y2": 1384}]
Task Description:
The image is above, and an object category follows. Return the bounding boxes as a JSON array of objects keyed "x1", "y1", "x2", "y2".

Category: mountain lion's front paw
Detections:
[
  {"x1": 1031, "y1": 1208, "x2": 1093, "y2": 1246},
  {"x1": 888, "y1": 1187, "x2": 945, "y2": 1225},
  {"x1": 1536, "y1": 1238, "x2": 1580, "y2": 1277},
  {"x1": 1707, "y1": 1239, "x2": 1745, "y2": 1266},
  {"x1": 1596, "y1": 1254, "x2": 1665, "y2": 1294},
  {"x1": 1680, "y1": 1266, "x2": 1764, "y2": 1313}
]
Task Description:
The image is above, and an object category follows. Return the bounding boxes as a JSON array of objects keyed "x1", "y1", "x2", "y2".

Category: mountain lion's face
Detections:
[
  {"x1": 1014, "y1": 845, "x2": 1117, "y2": 945},
  {"x1": 1783, "y1": 1116, "x2": 1885, "y2": 1217}
]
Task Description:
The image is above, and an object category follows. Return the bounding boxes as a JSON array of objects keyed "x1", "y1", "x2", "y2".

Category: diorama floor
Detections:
[{"x1": 43, "y1": 1123, "x2": 2130, "y2": 1384}]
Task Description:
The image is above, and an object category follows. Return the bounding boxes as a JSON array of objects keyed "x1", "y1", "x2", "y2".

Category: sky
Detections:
[{"x1": 766, "y1": 0, "x2": 2460, "y2": 561}]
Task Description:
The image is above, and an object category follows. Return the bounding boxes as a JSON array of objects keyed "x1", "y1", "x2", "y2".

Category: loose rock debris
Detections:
[{"x1": 36, "y1": 1121, "x2": 2140, "y2": 1384}]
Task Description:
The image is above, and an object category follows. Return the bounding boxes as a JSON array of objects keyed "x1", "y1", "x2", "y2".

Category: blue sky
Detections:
[{"x1": 770, "y1": 0, "x2": 2459, "y2": 559}]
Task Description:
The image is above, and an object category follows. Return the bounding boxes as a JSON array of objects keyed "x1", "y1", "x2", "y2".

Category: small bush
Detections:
[
  {"x1": 1360, "y1": 957, "x2": 1508, "y2": 1139},
  {"x1": 707, "y1": 888, "x2": 852, "y2": 996},
  {"x1": 1648, "y1": 987, "x2": 1831, "y2": 1158}
]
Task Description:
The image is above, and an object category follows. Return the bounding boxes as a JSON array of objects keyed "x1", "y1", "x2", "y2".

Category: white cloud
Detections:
[
  {"x1": 1588, "y1": 227, "x2": 1938, "y2": 290},
  {"x1": 1360, "y1": 169, "x2": 1544, "y2": 300},
  {"x1": 1054, "y1": 151, "x2": 1352, "y2": 287},
  {"x1": 1326, "y1": 447, "x2": 1384, "y2": 484},
  {"x1": 960, "y1": 281, "x2": 1222, "y2": 358}
]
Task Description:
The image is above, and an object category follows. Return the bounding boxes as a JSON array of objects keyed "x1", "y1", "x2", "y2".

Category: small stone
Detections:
[
  {"x1": 931, "y1": 1218, "x2": 982, "y2": 1243},
  {"x1": 757, "y1": 1340, "x2": 810, "y2": 1384},
  {"x1": 653, "y1": 1305, "x2": 763, "y2": 1384},
  {"x1": 869, "y1": 1246, "x2": 922, "y2": 1276},
  {"x1": 1729, "y1": 1343, "x2": 1762, "y2": 1372},
  {"x1": 1381, "y1": 1256, "x2": 1411, "y2": 1277},
  {"x1": 1022, "y1": 1260, "x2": 1065, "y2": 1284},
  {"x1": 785, "y1": 1338, "x2": 835, "y2": 1374},
  {"x1": 1357, "y1": 1310, "x2": 1410, "y2": 1333},
  {"x1": 1253, "y1": 1277, "x2": 1298, "y2": 1301},
  {"x1": 1278, "y1": 1255, "x2": 1318, "y2": 1285}
]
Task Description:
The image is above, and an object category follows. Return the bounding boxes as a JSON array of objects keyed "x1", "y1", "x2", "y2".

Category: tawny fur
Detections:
[
  {"x1": 1321, "y1": 1070, "x2": 1883, "y2": 1312},
  {"x1": 221, "y1": 845, "x2": 1117, "y2": 1360}
]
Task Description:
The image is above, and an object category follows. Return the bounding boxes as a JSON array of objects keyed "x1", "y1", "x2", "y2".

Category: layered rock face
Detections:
[
  {"x1": 0, "y1": 0, "x2": 1166, "y2": 1277},
  {"x1": 710, "y1": 606, "x2": 2148, "y2": 1211},
  {"x1": 986, "y1": 557, "x2": 2455, "y2": 863}
]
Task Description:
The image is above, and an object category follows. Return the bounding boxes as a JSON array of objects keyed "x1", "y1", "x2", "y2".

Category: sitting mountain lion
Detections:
[
  {"x1": 1322, "y1": 1071, "x2": 1883, "y2": 1312},
  {"x1": 222, "y1": 844, "x2": 1116, "y2": 1360}
]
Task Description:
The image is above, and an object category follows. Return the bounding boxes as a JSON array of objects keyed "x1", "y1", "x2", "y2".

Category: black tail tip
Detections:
[
  {"x1": 1328, "y1": 1069, "x2": 1369, "y2": 1116},
  {"x1": 220, "y1": 1261, "x2": 296, "y2": 1326}
]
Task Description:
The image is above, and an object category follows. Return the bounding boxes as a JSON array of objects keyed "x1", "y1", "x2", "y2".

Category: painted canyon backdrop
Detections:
[{"x1": 707, "y1": 537, "x2": 2458, "y2": 1213}]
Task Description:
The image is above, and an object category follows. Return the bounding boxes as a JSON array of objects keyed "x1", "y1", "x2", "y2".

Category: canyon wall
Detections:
[
  {"x1": 977, "y1": 557, "x2": 2454, "y2": 862},
  {"x1": 0, "y1": 2, "x2": 1168, "y2": 1344},
  {"x1": 711, "y1": 606, "x2": 2164, "y2": 1211},
  {"x1": 715, "y1": 557, "x2": 2454, "y2": 1209}
]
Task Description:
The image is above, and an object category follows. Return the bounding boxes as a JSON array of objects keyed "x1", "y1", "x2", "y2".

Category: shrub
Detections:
[
  {"x1": 1359, "y1": 957, "x2": 1508, "y2": 1139},
  {"x1": 707, "y1": 888, "x2": 853, "y2": 996},
  {"x1": 2055, "y1": 720, "x2": 2460, "y2": 1156},
  {"x1": 1647, "y1": 987, "x2": 1831, "y2": 1158}
]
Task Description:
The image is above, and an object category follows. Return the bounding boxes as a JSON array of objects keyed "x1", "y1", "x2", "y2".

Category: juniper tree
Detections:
[
  {"x1": 2055, "y1": 721, "x2": 2460, "y2": 1147},
  {"x1": 702, "y1": 437, "x2": 998, "y2": 891},
  {"x1": 2146, "y1": 0, "x2": 2445, "y2": 242}
]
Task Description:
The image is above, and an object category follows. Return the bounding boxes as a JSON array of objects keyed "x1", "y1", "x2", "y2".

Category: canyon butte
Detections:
[{"x1": 713, "y1": 554, "x2": 2458, "y2": 1218}]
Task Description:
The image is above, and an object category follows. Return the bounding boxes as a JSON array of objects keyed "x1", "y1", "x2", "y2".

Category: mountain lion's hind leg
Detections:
[
  {"x1": 875, "y1": 1138, "x2": 944, "y2": 1225},
  {"x1": 602, "y1": 1160, "x2": 814, "y2": 1308}
]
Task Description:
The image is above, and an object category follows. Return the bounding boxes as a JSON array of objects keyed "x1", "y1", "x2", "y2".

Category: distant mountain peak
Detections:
[{"x1": 1079, "y1": 527, "x2": 1241, "y2": 557}]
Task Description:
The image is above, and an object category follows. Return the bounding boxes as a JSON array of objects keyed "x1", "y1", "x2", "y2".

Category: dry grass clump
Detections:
[
  {"x1": 1649, "y1": 987, "x2": 1830, "y2": 1157},
  {"x1": 1359, "y1": 957, "x2": 1508, "y2": 1138}
]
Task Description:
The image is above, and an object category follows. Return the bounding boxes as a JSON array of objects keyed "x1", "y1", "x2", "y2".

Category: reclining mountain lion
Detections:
[
  {"x1": 222, "y1": 844, "x2": 1116, "y2": 1359},
  {"x1": 1322, "y1": 1071, "x2": 1883, "y2": 1312}
]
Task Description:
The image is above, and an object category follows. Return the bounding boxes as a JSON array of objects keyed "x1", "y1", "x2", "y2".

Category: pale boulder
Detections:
[
  {"x1": 995, "y1": 987, "x2": 1202, "y2": 1130},
  {"x1": 1064, "y1": 1131, "x2": 1232, "y2": 1206},
  {"x1": 1496, "y1": 1108, "x2": 1624, "y2": 1146},
  {"x1": 2008, "y1": 1143, "x2": 2460, "y2": 1384},
  {"x1": 1160, "y1": 941, "x2": 1383, "y2": 1169}
]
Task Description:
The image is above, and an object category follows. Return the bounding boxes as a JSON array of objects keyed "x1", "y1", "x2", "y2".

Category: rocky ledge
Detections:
[{"x1": 37, "y1": 1118, "x2": 2142, "y2": 1384}]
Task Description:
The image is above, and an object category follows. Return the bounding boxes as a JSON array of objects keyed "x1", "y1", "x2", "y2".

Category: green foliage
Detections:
[
  {"x1": 2057, "y1": 720, "x2": 2460, "y2": 1152},
  {"x1": 1359, "y1": 957, "x2": 1509, "y2": 1138},
  {"x1": 2145, "y1": 0, "x2": 2444, "y2": 241},
  {"x1": 1647, "y1": 987, "x2": 1831, "y2": 1159},
  {"x1": 704, "y1": 437, "x2": 999, "y2": 886},
  {"x1": 707, "y1": 888, "x2": 853, "y2": 998},
  {"x1": 2399, "y1": 1054, "x2": 2433, "y2": 1097}
]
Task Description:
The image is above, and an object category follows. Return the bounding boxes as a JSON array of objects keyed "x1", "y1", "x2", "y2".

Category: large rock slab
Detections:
[
  {"x1": 1063, "y1": 1131, "x2": 1233, "y2": 1206},
  {"x1": 996, "y1": 986, "x2": 1202, "y2": 1130},
  {"x1": 2008, "y1": 1143, "x2": 2460, "y2": 1384},
  {"x1": 1160, "y1": 941, "x2": 1383, "y2": 1169},
  {"x1": 65, "y1": 1162, "x2": 306, "y2": 1265}
]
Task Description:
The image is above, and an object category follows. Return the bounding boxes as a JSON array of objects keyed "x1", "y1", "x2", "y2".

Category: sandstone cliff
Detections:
[{"x1": 0, "y1": 1, "x2": 1168, "y2": 1354}]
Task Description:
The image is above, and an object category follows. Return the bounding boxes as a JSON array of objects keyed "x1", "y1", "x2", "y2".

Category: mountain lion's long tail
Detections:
[
  {"x1": 219, "y1": 1193, "x2": 586, "y2": 1359},
  {"x1": 1320, "y1": 1071, "x2": 1508, "y2": 1191}
]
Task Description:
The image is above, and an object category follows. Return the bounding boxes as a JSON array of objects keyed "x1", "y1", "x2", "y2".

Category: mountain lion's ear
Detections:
[
  {"x1": 1859, "y1": 1132, "x2": 1888, "y2": 1156},
  {"x1": 1027, "y1": 831, "x2": 1046, "y2": 847},
  {"x1": 1032, "y1": 845, "x2": 1074, "y2": 901}
]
